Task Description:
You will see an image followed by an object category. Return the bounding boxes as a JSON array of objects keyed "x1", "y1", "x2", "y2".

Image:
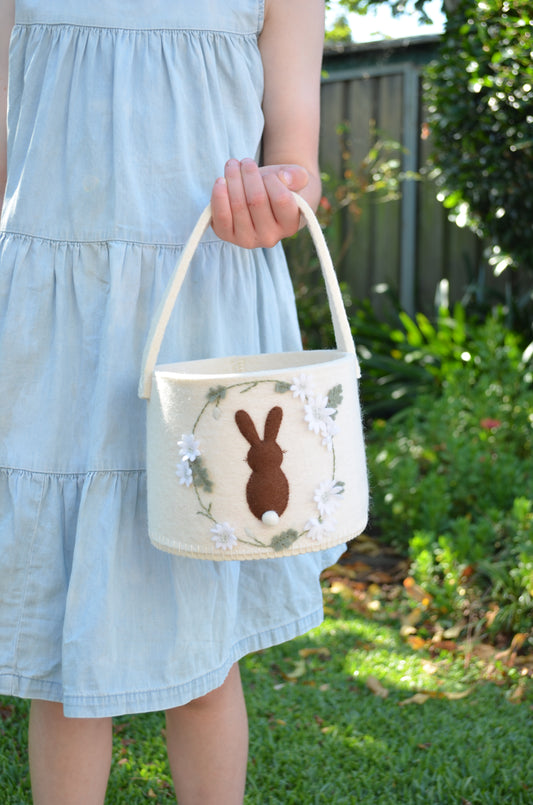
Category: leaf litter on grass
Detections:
[{"x1": 321, "y1": 535, "x2": 533, "y2": 700}]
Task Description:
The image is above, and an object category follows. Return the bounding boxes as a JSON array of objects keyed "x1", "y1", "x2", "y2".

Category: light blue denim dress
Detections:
[{"x1": 0, "y1": 0, "x2": 342, "y2": 717}]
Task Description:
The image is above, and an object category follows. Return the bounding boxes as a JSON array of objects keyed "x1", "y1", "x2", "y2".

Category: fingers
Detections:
[
  {"x1": 210, "y1": 176, "x2": 234, "y2": 238},
  {"x1": 211, "y1": 159, "x2": 254, "y2": 248},
  {"x1": 210, "y1": 159, "x2": 308, "y2": 249},
  {"x1": 225, "y1": 158, "x2": 256, "y2": 240}
]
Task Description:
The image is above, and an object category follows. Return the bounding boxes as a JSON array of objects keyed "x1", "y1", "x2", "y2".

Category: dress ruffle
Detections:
[
  {"x1": 0, "y1": 234, "x2": 302, "y2": 472},
  {"x1": 0, "y1": 465, "x2": 341, "y2": 717}
]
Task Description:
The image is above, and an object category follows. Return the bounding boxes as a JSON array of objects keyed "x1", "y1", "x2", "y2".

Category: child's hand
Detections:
[{"x1": 210, "y1": 158, "x2": 309, "y2": 249}]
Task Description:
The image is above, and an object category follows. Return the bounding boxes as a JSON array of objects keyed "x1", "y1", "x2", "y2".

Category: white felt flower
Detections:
[
  {"x1": 321, "y1": 416, "x2": 339, "y2": 451},
  {"x1": 290, "y1": 374, "x2": 315, "y2": 402},
  {"x1": 211, "y1": 522, "x2": 237, "y2": 551},
  {"x1": 176, "y1": 461, "x2": 193, "y2": 487},
  {"x1": 304, "y1": 517, "x2": 337, "y2": 542},
  {"x1": 314, "y1": 479, "x2": 344, "y2": 518},
  {"x1": 304, "y1": 395, "x2": 336, "y2": 436},
  {"x1": 178, "y1": 433, "x2": 201, "y2": 462}
]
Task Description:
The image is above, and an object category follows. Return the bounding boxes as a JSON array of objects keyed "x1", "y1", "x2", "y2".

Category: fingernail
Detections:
[
  {"x1": 215, "y1": 177, "x2": 226, "y2": 186},
  {"x1": 279, "y1": 170, "x2": 292, "y2": 186}
]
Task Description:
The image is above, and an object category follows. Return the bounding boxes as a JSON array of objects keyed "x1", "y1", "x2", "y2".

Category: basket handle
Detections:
[{"x1": 139, "y1": 192, "x2": 356, "y2": 399}]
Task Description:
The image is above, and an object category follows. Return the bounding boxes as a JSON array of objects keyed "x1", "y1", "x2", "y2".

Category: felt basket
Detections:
[{"x1": 139, "y1": 193, "x2": 368, "y2": 560}]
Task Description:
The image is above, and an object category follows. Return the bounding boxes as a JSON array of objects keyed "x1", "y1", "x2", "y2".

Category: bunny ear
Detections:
[
  {"x1": 235, "y1": 409, "x2": 261, "y2": 446},
  {"x1": 264, "y1": 406, "x2": 283, "y2": 442}
]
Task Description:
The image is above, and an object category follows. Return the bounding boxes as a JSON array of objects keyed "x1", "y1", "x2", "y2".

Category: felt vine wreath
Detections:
[{"x1": 175, "y1": 374, "x2": 345, "y2": 553}]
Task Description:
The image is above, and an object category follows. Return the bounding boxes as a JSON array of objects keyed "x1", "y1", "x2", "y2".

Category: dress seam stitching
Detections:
[
  {"x1": 0, "y1": 466, "x2": 146, "y2": 478},
  {"x1": 0, "y1": 230, "x2": 224, "y2": 249},
  {"x1": 14, "y1": 22, "x2": 260, "y2": 37}
]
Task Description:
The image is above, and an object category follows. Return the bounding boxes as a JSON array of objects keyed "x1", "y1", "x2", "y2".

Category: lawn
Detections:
[{"x1": 1, "y1": 571, "x2": 532, "y2": 804}]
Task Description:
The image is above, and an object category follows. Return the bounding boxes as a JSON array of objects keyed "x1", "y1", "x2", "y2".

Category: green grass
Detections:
[{"x1": 1, "y1": 591, "x2": 532, "y2": 804}]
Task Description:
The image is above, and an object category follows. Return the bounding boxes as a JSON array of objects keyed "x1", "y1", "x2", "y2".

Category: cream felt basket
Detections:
[{"x1": 139, "y1": 193, "x2": 368, "y2": 560}]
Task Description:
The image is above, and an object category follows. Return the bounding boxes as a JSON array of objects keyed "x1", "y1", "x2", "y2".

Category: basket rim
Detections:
[{"x1": 153, "y1": 349, "x2": 357, "y2": 383}]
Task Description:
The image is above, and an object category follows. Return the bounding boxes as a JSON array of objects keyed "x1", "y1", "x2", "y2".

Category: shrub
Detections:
[
  {"x1": 424, "y1": 0, "x2": 533, "y2": 279},
  {"x1": 292, "y1": 213, "x2": 482, "y2": 419},
  {"x1": 366, "y1": 313, "x2": 533, "y2": 635},
  {"x1": 293, "y1": 283, "x2": 471, "y2": 419},
  {"x1": 349, "y1": 296, "x2": 474, "y2": 418}
]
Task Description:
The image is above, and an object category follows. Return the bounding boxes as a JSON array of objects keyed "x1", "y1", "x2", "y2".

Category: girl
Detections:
[{"x1": 0, "y1": 1, "x2": 341, "y2": 802}]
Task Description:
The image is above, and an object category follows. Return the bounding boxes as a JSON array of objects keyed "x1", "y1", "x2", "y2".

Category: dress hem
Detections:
[{"x1": 0, "y1": 607, "x2": 324, "y2": 718}]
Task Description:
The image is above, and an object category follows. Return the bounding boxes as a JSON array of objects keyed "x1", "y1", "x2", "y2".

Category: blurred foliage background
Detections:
[{"x1": 287, "y1": 0, "x2": 533, "y2": 651}]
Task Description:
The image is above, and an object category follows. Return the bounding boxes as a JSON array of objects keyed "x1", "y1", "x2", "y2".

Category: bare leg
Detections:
[
  {"x1": 29, "y1": 700, "x2": 112, "y2": 805},
  {"x1": 165, "y1": 663, "x2": 249, "y2": 805}
]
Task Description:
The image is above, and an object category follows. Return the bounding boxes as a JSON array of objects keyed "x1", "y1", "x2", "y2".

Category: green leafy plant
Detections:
[
  {"x1": 366, "y1": 313, "x2": 533, "y2": 636},
  {"x1": 294, "y1": 266, "x2": 504, "y2": 421},
  {"x1": 424, "y1": 0, "x2": 533, "y2": 280},
  {"x1": 325, "y1": 14, "x2": 353, "y2": 44},
  {"x1": 349, "y1": 295, "x2": 474, "y2": 418},
  {"x1": 477, "y1": 497, "x2": 533, "y2": 635}
]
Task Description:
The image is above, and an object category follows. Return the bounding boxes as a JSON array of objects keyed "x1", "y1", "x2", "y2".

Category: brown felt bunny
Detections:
[{"x1": 234, "y1": 406, "x2": 289, "y2": 524}]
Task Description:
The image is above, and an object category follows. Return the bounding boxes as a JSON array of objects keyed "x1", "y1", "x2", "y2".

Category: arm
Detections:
[
  {"x1": 0, "y1": 0, "x2": 15, "y2": 203},
  {"x1": 210, "y1": 0, "x2": 325, "y2": 248},
  {"x1": 260, "y1": 0, "x2": 323, "y2": 209}
]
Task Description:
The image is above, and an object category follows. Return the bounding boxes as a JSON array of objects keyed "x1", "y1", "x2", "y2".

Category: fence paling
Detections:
[{"x1": 319, "y1": 38, "x2": 483, "y2": 317}]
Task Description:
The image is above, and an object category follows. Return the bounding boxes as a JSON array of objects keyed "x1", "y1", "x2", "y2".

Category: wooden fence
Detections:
[{"x1": 318, "y1": 35, "x2": 486, "y2": 317}]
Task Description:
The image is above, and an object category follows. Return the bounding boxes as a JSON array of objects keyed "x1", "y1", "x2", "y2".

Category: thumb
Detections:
[
  {"x1": 258, "y1": 163, "x2": 310, "y2": 191},
  {"x1": 277, "y1": 164, "x2": 309, "y2": 191}
]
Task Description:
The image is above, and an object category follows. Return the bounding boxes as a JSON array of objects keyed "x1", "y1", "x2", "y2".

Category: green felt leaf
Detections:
[
  {"x1": 271, "y1": 529, "x2": 300, "y2": 552},
  {"x1": 327, "y1": 384, "x2": 344, "y2": 410},
  {"x1": 206, "y1": 385, "x2": 226, "y2": 403},
  {"x1": 191, "y1": 457, "x2": 213, "y2": 493}
]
